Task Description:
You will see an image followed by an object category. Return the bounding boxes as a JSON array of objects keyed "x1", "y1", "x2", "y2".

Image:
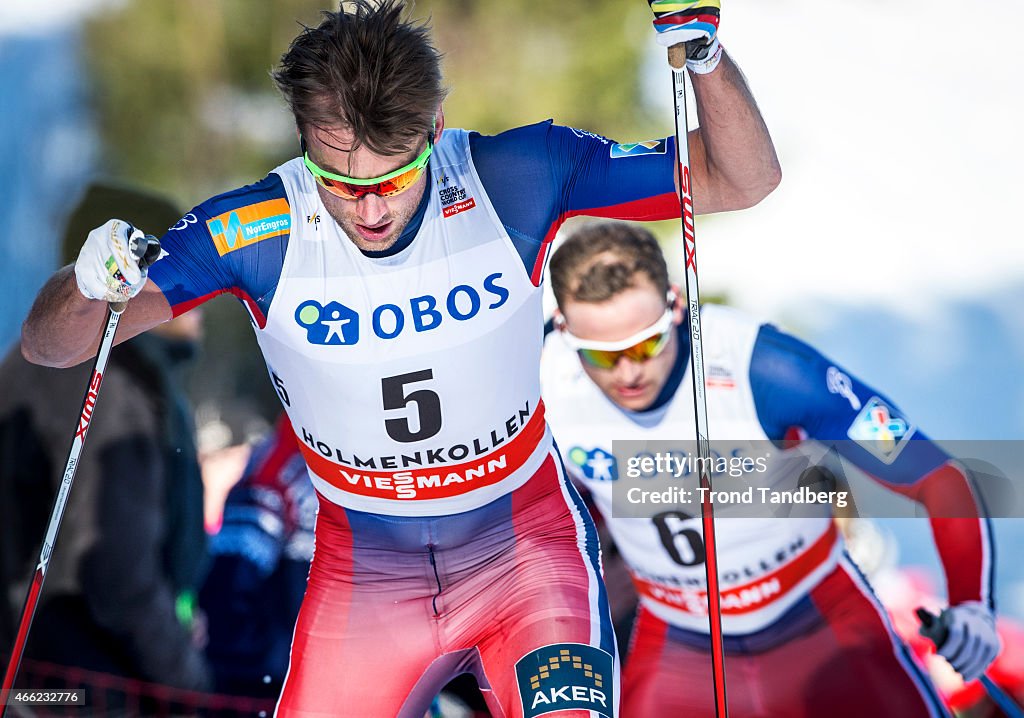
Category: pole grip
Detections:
[
  {"x1": 110, "y1": 234, "x2": 161, "y2": 314},
  {"x1": 668, "y1": 43, "x2": 687, "y2": 69},
  {"x1": 136, "y1": 234, "x2": 163, "y2": 270},
  {"x1": 916, "y1": 607, "x2": 951, "y2": 648}
]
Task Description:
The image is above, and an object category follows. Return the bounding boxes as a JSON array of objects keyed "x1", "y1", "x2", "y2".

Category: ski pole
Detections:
[
  {"x1": 667, "y1": 41, "x2": 729, "y2": 718},
  {"x1": 1, "y1": 234, "x2": 162, "y2": 714}
]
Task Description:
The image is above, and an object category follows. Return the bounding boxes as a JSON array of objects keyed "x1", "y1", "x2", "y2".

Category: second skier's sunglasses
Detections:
[
  {"x1": 301, "y1": 131, "x2": 433, "y2": 200},
  {"x1": 560, "y1": 308, "x2": 675, "y2": 370}
]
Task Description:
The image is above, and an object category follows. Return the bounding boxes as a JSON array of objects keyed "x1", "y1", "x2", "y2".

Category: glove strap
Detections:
[{"x1": 687, "y1": 36, "x2": 723, "y2": 75}]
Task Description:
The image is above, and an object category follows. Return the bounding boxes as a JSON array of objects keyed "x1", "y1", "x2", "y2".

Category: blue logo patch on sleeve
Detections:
[
  {"x1": 515, "y1": 643, "x2": 614, "y2": 718},
  {"x1": 610, "y1": 139, "x2": 667, "y2": 158},
  {"x1": 847, "y1": 396, "x2": 916, "y2": 464}
]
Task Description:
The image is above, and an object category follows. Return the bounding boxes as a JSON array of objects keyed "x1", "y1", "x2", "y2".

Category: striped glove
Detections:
[{"x1": 649, "y1": 0, "x2": 723, "y2": 74}]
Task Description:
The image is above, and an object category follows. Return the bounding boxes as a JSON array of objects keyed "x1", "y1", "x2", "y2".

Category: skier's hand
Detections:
[
  {"x1": 937, "y1": 602, "x2": 1001, "y2": 682},
  {"x1": 74, "y1": 219, "x2": 157, "y2": 303},
  {"x1": 648, "y1": 0, "x2": 723, "y2": 74}
]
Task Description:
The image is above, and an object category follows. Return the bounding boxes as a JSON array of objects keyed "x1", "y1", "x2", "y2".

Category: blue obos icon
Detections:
[
  {"x1": 568, "y1": 446, "x2": 618, "y2": 481},
  {"x1": 295, "y1": 300, "x2": 359, "y2": 346},
  {"x1": 515, "y1": 643, "x2": 613, "y2": 718}
]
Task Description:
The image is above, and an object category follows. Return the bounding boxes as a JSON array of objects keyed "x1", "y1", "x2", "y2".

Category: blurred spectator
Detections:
[
  {"x1": 0, "y1": 183, "x2": 210, "y2": 694},
  {"x1": 200, "y1": 441, "x2": 254, "y2": 534},
  {"x1": 199, "y1": 416, "x2": 315, "y2": 698}
]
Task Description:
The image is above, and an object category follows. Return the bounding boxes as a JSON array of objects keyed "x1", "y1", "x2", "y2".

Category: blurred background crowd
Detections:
[{"x1": 0, "y1": 0, "x2": 1021, "y2": 715}]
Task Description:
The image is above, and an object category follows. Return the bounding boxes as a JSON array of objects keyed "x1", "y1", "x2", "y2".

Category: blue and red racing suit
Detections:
[
  {"x1": 149, "y1": 123, "x2": 680, "y2": 717},
  {"x1": 541, "y1": 305, "x2": 993, "y2": 718}
]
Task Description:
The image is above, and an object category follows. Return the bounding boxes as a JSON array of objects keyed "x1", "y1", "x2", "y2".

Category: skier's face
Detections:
[
  {"x1": 558, "y1": 281, "x2": 682, "y2": 412},
  {"x1": 302, "y1": 121, "x2": 439, "y2": 253}
]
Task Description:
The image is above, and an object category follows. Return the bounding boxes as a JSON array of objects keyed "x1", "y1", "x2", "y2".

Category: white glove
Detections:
[
  {"x1": 74, "y1": 219, "x2": 152, "y2": 303},
  {"x1": 937, "y1": 602, "x2": 1001, "y2": 682}
]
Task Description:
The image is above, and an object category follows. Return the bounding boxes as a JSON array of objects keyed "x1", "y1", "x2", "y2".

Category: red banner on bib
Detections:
[
  {"x1": 634, "y1": 523, "x2": 839, "y2": 616},
  {"x1": 296, "y1": 401, "x2": 547, "y2": 501}
]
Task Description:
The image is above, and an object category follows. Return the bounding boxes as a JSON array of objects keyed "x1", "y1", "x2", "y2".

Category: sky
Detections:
[
  {"x1": 0, "y1": 0, "x2": 122, "y2": 35},
  {"x1": 642, "y1": 0, "x2": 1023, "y2": 320}
]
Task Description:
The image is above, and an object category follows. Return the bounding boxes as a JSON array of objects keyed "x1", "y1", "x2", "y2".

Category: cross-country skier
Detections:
[
  {"x1": 541, "y1": 221, "x2": 999, "y2": 718},
  {"x1": 20, "y1": 2, "x2": 779, "y2": 715}
]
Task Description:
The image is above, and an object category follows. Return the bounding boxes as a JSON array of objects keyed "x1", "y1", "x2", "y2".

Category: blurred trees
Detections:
[
  {"x1": 83, "y1": 0, "x2": 326, "y2": 203},
  {"x1": 422, "y1": 0, "x2": 657, "y2": 138},
  {"x1": 83, "y1": 0, "x2": 660, "y2": 205},
  {"x1": 81, "y1": 0, "x2": 669, "y2": 435}
]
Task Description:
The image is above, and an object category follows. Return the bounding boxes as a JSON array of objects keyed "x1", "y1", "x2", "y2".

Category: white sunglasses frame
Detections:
[{"x1": 559, "y1": 307, "x2": 675, "y2": 352}]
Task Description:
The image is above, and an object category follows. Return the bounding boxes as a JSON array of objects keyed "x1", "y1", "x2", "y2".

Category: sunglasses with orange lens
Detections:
[
  {"x1": 560, "y1": 309, "x2": 675, "y2": 369},
  {"x1": 301, "y1": 134, "x2": 433, "y2": 200}
]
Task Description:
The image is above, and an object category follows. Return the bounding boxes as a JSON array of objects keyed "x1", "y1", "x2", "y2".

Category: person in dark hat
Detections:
[{"x1": 0, "y1": 182, "x2": 211, "y2": 697}]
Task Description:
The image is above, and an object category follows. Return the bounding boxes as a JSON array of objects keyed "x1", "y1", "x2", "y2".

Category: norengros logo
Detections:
[
  {"x1": 294, "y1": 273, "x2": 509, "y2": 345},
  {"x1": 206, "y1": 198, "x2": 291, "y2": 256}
]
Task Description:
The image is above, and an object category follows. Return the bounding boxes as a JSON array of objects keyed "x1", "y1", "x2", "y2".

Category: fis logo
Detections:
[
  {"x1": 306, "y1": 213, "x2": 321, "y2": 230},
  {"x1": 568, "y1": 446, "x2": 618, "y2": 481},
  {"x1": 847, "y1": 396, "x2": 915, "y2": 464},
  {"x1": 294, "y1": 272, "x2": 510, "y2": 345},
  {"x1": 207, "y1": 198, "x2": 291, "y2": 256},
  {"x1": 516, "y1": 643, "x2": 613, "y2": 718},
  {"x1": 295, "y1": 301, "x2": 359, "y2": 345},
  {"x1": 437, "y1": 176, "x2": 475, "y2": 218}
]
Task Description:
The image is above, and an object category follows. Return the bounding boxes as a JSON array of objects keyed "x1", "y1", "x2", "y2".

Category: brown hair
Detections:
[
  {"x1": 549, "y1": 222, "x2": 670, "y2": 307},
  {"x1": 272, "y1": 0, "x2": 447, "y2": 156}
]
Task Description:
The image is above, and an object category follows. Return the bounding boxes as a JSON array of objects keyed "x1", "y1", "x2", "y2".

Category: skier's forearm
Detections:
[
  {"x1": 21, "y1": 266, "x2": 108, "y2": 368},
  {"x1": 895, "y1": 461, "x2": 992, "y2": 605},
  {"x1": 688, "y1": 49, "x2": 782, "y2": 213},
  {"x1": 919, "y1": 462, "x2": 992, "y2": 606},
  {"x1": 22, "y1": 267, "x2": 174, "y2": 368}
]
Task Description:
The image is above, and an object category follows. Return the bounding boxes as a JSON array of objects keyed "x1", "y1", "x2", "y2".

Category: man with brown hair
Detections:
[
  {"x1": 541, "y1": 221, "x2": 998, "y2": 717},
  {"x1": 20, "y1": 2, "x2": 779, "y2": 715}
]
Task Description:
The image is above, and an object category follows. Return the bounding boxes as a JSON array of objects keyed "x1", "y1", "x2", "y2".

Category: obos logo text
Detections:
[{"x1": 295, "y1": 272, "x2": 509, "y2": 345}]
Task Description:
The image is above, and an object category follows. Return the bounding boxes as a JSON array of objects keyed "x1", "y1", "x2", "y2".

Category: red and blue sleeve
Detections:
[
  {"x1": 148, "y1": 173, "x2": 291, "y2": 329},
  {"x1": 749, "y1": 324, "x2": 995, "y2": 608},
  {"x1": 470, "y1": 121, "x2": 679, "y2": 285}
]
